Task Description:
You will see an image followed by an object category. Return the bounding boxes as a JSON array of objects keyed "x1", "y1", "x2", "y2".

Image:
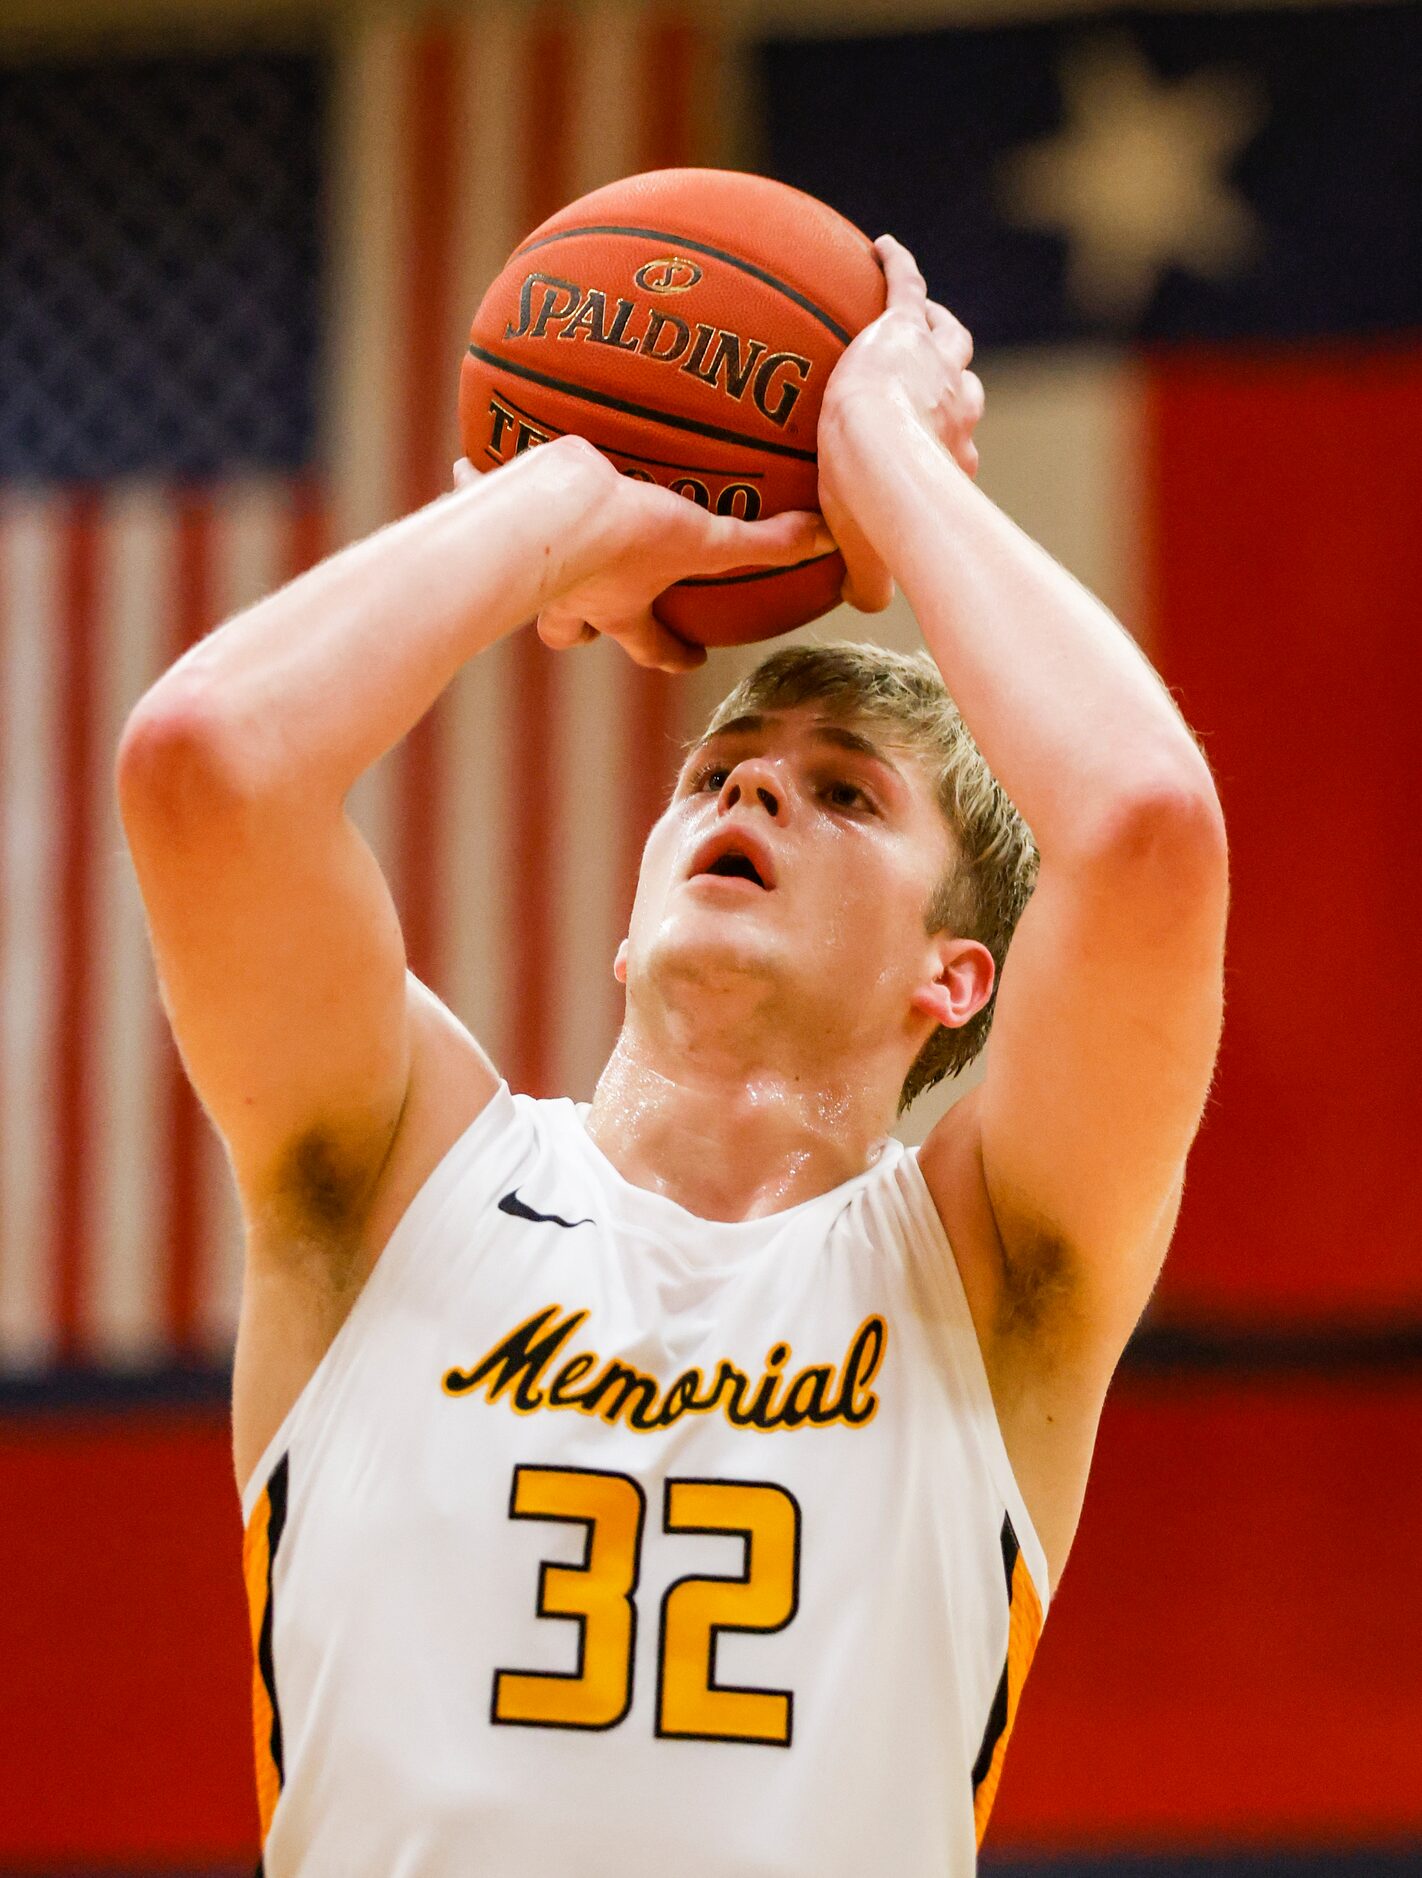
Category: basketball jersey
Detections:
[{"x1": 241, "y1": 1082, "x2": 1048, "y2": 1876}]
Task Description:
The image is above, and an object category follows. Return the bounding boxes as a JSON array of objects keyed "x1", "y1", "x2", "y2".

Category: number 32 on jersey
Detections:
[{"x1": 492, "y1": 1464, "x2": 802, "y2": 1747}]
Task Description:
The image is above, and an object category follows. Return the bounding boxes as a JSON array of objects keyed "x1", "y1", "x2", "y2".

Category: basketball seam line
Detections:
[
  {"x1": 486, "y1": 382, "x2": 766, "y2": 479},
  {"x1": 676, "y1": 551, "x2": 838, "y2": 589},
  {"x1": 466, "y1": 346, "x2": 818, "y2": 462},
  {"x1": 512, "y1": 224, "x2": 854, "y2": 344}
]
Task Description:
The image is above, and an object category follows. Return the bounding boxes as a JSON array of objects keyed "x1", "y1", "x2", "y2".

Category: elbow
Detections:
[
  {"x1": 116, "y1": 685, "x2": 254, "y2": 833},
  {"x1": 1085, "y1": 765, "x2": 1229, "y2": 898}
]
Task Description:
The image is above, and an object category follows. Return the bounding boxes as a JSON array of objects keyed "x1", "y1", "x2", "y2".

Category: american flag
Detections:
[{"x1": 0, "y1": 9, "x2": 719, "y2": 1374}]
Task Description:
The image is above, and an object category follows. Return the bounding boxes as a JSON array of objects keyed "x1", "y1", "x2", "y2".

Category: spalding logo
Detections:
[
  {"x1": 502, "y1": 271, "x2": 813, "y2": 428},
  {"x1": 634, "y1": 255, "x2": 703, "y2": 294}
]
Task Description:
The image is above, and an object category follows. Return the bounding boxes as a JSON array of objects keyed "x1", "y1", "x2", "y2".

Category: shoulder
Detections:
[
  {"x1": 914, "y1": 1087, "x2": 1014, "y2": 1348},
  {"x1": 916, "y1": 1085, "x2": 1159, "y2": 1589},
  {"x1": 350, "y1": 977, "x2": 506, "y2": 1271},
  {"x1": 918, "y1": 1082, "x2": 1153, "y2": 1378},
  {"x1": 233, "y1": 977, "x2": 504, "y2": 1490}
]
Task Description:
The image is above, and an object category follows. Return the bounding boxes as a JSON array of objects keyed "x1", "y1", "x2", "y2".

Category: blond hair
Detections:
[{"x1": 698, "y1": 642, "x2": 1039, "y2": 1111}]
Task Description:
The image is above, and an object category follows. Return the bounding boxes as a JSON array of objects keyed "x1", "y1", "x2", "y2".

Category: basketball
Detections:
[{"x1": 459, "y1": 168, "x2": 887, "y2": 647}]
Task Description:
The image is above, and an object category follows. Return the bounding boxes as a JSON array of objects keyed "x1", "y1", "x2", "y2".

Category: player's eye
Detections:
[
  {"x1": 689, "y1": 763, "x2": 730, "y2": 792},
  {"x1": 823, "y1": 779, "x2": 873, "y2": 812}
]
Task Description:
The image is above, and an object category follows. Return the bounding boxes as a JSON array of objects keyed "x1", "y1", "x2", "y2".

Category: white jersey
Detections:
[{"x1": 241, "y1": 1082, "x2": 1048, "y2": 1877}]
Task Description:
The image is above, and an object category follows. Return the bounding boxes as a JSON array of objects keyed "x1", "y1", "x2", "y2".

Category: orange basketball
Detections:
[{"x1": 459, "y1": 168, "x2": 886, "y2": 647}]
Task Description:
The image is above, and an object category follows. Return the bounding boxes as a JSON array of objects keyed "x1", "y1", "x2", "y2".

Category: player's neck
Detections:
[{"x1": 584, "y1": 1027, "x2": 898, "y2": 1223}]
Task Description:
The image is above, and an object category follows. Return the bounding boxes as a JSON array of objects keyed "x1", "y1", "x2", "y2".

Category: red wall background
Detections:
[{"x1": 4, "y1": 1373, "x2": 1419, "y2": 1866}]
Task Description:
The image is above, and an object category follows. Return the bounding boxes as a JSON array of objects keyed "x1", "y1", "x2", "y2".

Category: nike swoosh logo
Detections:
[{"x1": 498, "y1": 1189, "x2": 594, "y2": 1231}]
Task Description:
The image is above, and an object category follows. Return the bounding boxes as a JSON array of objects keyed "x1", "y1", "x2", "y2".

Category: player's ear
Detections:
[
  {"x1": 613, "y1": 938, "x2": 629, "y2": 985},
  {"x1": 909, "y1": 935, "x2": 993, "y2": 1032}
]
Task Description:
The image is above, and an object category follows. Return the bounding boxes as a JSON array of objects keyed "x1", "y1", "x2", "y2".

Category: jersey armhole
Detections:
[
  {"x1": 238, "y1": 1079, "x2": 526, "y2": 1522},
  {"x1": 895, "y1": 1149, "x2": 1052, "y2": 1614}
]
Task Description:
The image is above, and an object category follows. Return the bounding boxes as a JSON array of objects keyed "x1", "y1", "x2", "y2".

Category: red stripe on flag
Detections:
[
  {"x1": 522, "y1": 12, "x2": 572, "y2": 245},
  {"x1": 285, "y1": 477, "x2": 329, "y2": 582},
  {"x1": 51, "y1": 492, "x2": 100, "y2": 1357},
  {"x1": 1145, "y1": 342, "x2": 1422, "y2": 1326},
  {"x1": 616, "y1": 17, "x2": 703, "y2": 945},
  {"x1": 394, "y1": 21, "x2": 461, "y2": 993},
  {"x1": 162, "y1": 491, "x2": 217, "y2": 1353},
  {"x1": 399, "y1": 26, "x2": 459, "y2": 515},
  {"x1": 505, "y1": 14, "x2": 574, "y2": 1097},
  {"x1": 641, "y1": 15, "x2": 699, "y2": 174}
]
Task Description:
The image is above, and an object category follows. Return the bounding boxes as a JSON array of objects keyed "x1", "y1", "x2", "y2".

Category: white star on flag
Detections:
[{"x1": 997, "y1": 37, "x2": 1266, "y2": 324}]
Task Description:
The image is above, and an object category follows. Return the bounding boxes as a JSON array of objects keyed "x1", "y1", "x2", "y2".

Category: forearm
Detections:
[
  {"x1": 131, "y1": 440, "x2": 601, "y2": 802},
  {"x1": 830, "y1": 396, "x2": 1216, "y2": 851}
]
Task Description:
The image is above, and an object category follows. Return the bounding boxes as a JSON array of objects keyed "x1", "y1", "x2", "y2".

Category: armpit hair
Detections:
[
  {"x1": 261, "y1": 1127, "x2": 378, "y2": 1275},
  {"x1": 994, "y1": 1224, "x2": 1082, "y2": 1348}
]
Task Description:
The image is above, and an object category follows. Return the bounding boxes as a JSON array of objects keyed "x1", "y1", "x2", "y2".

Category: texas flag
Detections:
[{"x1": 754, "y1": 2, "x2": 1421, "y2": 1332}]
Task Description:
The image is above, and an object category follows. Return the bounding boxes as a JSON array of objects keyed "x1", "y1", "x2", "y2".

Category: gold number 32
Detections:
[{"x1": 492, "y1": 1465, "x2": 802, "y2": 1747}]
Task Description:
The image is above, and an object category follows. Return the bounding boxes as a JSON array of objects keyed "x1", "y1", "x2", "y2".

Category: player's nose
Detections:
[{"x1": 718, "y1": 758, "x2": 786, "y2": 819}]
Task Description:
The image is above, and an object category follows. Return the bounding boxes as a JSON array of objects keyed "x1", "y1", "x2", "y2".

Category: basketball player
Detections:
[{"x1": 118, "y1": 236, "x2": 1227, "y2": 1873}]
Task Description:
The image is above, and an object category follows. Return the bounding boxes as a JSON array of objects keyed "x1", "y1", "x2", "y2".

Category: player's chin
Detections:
[{"x1": 649, "y1": 909, "x2": 786, "y2": 979}]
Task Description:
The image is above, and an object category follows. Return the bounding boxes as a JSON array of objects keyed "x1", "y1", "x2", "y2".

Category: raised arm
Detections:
[
  {"x1": 117, "y1": 437, "x2": 826, "y2": 1477},
  {"x1": 817, "y1": 239, "x2": 1228, "y2": 1577}
]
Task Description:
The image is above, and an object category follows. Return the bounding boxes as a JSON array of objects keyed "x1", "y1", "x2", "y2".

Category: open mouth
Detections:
[
  {"x1": 689, "y1": 827, "x2": 778, "y2": 893},
  {"x1": 701, "y1": 852, "x2": 767, "y2": 889}
]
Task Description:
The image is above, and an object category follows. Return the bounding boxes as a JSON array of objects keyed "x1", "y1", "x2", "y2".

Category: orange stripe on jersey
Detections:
[
  {"x1": 971, "y1": 1512, "x2": 1044, "y2": 1846},
  {"x1": 242, "y1": 1453, "x2": 290, "y2": 1844}
]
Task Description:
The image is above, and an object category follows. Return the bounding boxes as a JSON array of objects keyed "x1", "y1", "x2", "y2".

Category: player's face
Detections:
[{"x1": 621, "y1": 705, "x2": 962, "y2": 1063}]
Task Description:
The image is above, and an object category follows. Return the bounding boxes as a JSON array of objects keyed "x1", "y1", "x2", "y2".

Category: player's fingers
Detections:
[
  {"x1": 841, "y1": 554, "x2": 895, "y2": 614},
  {"x1": 874, "y1": 234, "x2": 930, "y2": 319},
  {"x1": 955, "y1": 437, "x2": 980, "y2": 480},
  {"x1": 960, "y1": 369, "x2": 986, "y2": 426},
  {"x1": 926, "y1": 301, "x2": 974, "y2": 369},
  {"x1": 702, "y1": 507, "x2": 835, "y2": 575},
  {"x1": 536, "y1": 606, "x2": 596, "y2": 651},
  {"x1": 451, "y1": 457, "x2": 479, "y2": 490},
  {"x1": 829, "y1": 507, "x2": 895, "y2": 613},
  {"x1": 616, "y1": 606, "x2": 707, "y2": 674}
]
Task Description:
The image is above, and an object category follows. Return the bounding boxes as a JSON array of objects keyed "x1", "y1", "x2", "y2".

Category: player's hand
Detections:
[
  {"x1": 817, "y1": 234, "x2": 985, "y2": 612},
  {"x1": 453, "y1": 445, "x2": 832, "y2": 673}
]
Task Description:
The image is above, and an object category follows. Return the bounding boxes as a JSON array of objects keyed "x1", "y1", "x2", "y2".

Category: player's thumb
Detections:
[
  {"x1": 711, "y1": 508, "x2": 835, "y2": 572},
  {"x1": 839, "y1": 550, "x2": 895, "y2": 614},
  {"x1": 613, "y1": 606, "x2": 707, "y2": 675},
  {"x1": 835, "y1": 519, "x2": 894, "y2": 613}
]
